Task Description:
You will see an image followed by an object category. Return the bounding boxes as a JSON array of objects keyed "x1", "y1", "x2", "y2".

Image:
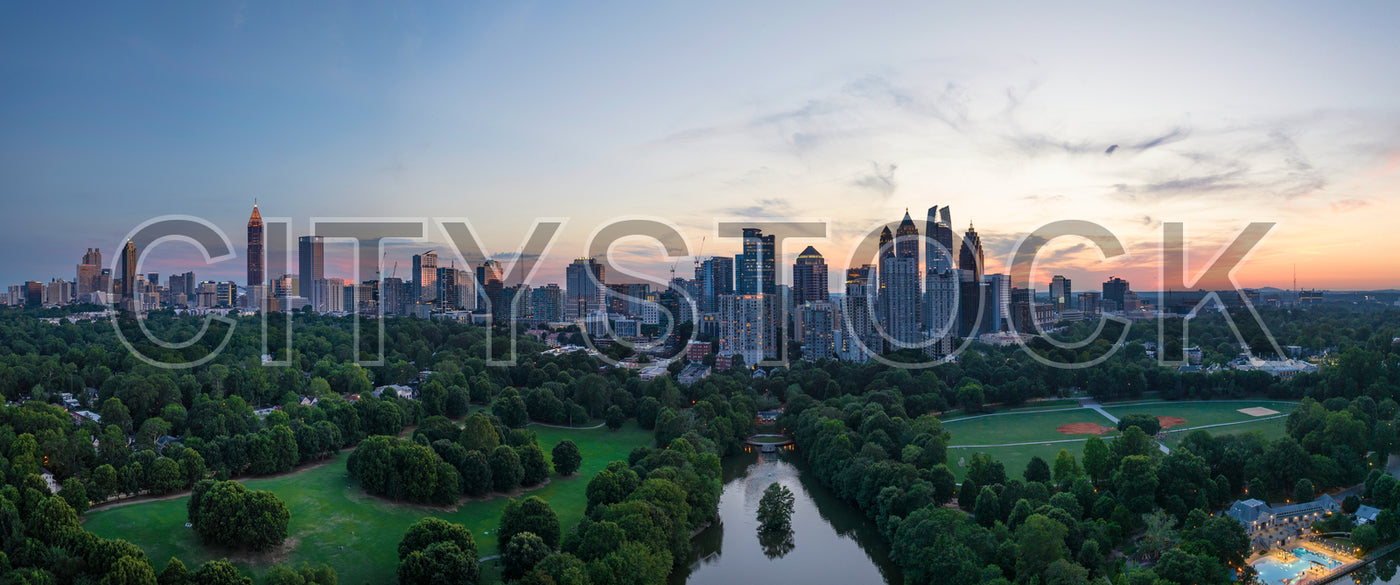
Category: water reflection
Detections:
[
  {"x1": 1350, "y1": 548, "x2": 1400, "y2": 584},
  {"x1": 670, "y1": 450, "x2": 903, "y2": 585}
]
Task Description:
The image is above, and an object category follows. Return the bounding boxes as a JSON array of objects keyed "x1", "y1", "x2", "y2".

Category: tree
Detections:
[
  {"x1": 192, "y1": 560, "x2": 252, "y2": 585},
  {"x1": 459, "y1": 451, "x2": 493, "y2": 496},
  {"x1": 158, "y1": 558, "x2": 188, "y2": 585},
  {"x1": 187, "y1": 480, "x2": 290, "y2": 551},
  {"x1": 1024, "y1": 456, "x2": 1052, "y2": 484},
  {"x1": 974, "y1": 486, "x2": 1000, "y2": 528},
  {"x1": 398, "y1": 542, "x2": 478, "y2": 585},
  {"x1": 1015, "y1": 514, "x2": 1068, "y2": 577},
  {"x1": 490, "y1": 445, "x2": 524, "y2": 492},
  {"x1": 756, "y1": 483, "x2": 795, "y2": 533},
  {"x1": 1083, "y1": 436, "x2": 1112, "y2": 484},
  {"x1": 552, "y1": 440, "x2": 582, "y2": 476},
  {"x1": 519, "y1": 444, "x2": 551, "y2": 486},
  {"x1": 1117, "y1": 413, "x2": 1162, "y2": 436},
  {"x1": 60, "y1": 477, "x2": 89, "y2": 515},
  {"x1": 493, "y1": 391, "x2": 529, "y2": 428},
  {"x1": 605, "y1": 405, "x2": 625, "y2": 431},
  {"x1": 399, "y1": 517, "x2": 477, "y2": 561},
  {"x1": 459, "y1": 413, "x2": 500, "y2": 453},
  {"x1": 503, "y1": 532, "x2": 552, "y2": 579},
  {"x1": 104, "y1": 555, "x2": 158, "y2": 585},
  {"x1": 1295, "y1": 478, "x2": 1315, "y2": 501},
  {"x1": 1052, "y1": 449, "x2": 1080, "y2": 485},
  {"x1": 499, "y1": 496, "x2": 561, "y2": 549},
  {"x1": 1353, "y1": 524, "x2": 1380, "y2": 552}
]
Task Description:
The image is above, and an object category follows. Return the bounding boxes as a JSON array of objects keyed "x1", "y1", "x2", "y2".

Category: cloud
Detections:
[
  {"x1": 1330, "y1": 199, "x2": 1372, "y2": 212},
  {"x1": 719, "y1": 197, "x2": 792, "y2": 217},
  {"x1": 849, "y1": 162, "x2": 899, "y2": 196}
]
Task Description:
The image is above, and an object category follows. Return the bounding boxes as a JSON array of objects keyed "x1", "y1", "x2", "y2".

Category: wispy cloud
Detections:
[{"x1": 849, "y1": 161, "x2": 898, "y2": 196}]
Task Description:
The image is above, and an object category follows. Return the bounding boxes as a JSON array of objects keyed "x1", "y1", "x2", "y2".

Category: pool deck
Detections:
[{"x1": 1249, "y1": 539, "x2": 1363, "y2": 585}]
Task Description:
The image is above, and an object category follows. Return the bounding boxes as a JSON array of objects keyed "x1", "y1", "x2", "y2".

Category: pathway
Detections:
[{"x1": 1080, "y1": 397, "x2": 1171, "y2": 454}]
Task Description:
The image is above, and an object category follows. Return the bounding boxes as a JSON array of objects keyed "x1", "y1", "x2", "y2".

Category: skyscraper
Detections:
[
  {"x1": 878, "y1": 226, "x2": 894, "y2": 260},
  {"x1": 895, "y1": 209, "x2": 920, "y2": 262},
  {"x1": 298, "y1": 236, "x2": 324, "y2": 306},
  {"x1": 984, "y1": 273, "x2": 1011, "y2": 332},
  {"x1": 958, "y1": 223, "x2": 984, "y2": 281},
  {"x1": 696, "y1": 256, "x2": 734, "y2": 313},
  {"x1": 800, "y1": 302, "x2": 836, "y2": 361},
  {"x1": 792, "y1": 246, "x2": 828, "y2": 305},
  {"x1": 1103, "y1": 276, "x2": 1129, "y2": 311},
  {"x1": 565, "y1": 257, "x2": 604, "y2": 320},
  {"x1": 413, "y1": 251, "x2": 438, "y2": 303},
  {"x1": 1050, "y1": 275, "x2": 1072, "y2": 311},
  {"x1": 77, "y1": 248, "x2": 101, "y2": 297},
  {"x1": 841, "y1": 265, "x2": 881, "y2": 359},
  {"x1": 736, "y1": 228, "x2": 775, "y2": 295},
  {"x1": 247, "y1": 203, "x2": 264, "y2": 287},
  {"x1": 120, "y1": 239, "x2": 137, "y2": 306},
  {"x1": 925, "y1": 206, "x2": 955, "y2": 273}
]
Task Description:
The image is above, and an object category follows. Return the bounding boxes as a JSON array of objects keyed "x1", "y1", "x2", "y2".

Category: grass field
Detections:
[
  {"x1": 1102, "y1": 400, "x2": 1298, "y2": 428},
  {"x1": 947, "y1": 442, "x2": 1089, "y2": 482},
  {"x1": 83, "y1": 422, "x2": 653, "y2": 584},
  {"x1": 943, "y1": 408, "x2": 1116, "y2": 445}
]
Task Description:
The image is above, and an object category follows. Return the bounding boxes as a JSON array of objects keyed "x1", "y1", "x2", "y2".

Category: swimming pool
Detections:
[{"x1": 1251, "y1": 548, "x2": 1343, "y2": 585}]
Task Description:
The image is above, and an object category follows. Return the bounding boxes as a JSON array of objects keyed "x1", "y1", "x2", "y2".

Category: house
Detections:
[
  {"x1": 374, "y1": 385, "x2": 415, "y2": 400},
  {"x1": 39, "y1": 468, "x2": 61, "y2": 493},
  {"x1": 155, "y1": 435, "x2": 181, "y2": 454},
  {"x1": 1226, "y1": 495, "x2": 1340, "y2": 533},
  {"x1": 1356, "y1": 505, "x2": 1383, "y2": 525}
]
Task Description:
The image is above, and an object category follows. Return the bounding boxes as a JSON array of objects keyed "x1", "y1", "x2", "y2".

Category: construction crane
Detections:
[{"x1": 391, "y1": 261, "x2": 398, "y2": 279}]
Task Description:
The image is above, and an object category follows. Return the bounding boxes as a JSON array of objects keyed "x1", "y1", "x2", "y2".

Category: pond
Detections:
[
  {"x1": 1349, "y1": 545, "x2": 1400, "y2": 585},
  {"x1": 670, "y1": 450, "x2": 904, "y2": 585}
]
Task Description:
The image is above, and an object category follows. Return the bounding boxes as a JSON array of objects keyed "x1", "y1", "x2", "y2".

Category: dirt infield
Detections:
[
  {"x1": 1158, "y1": 416, "x2": 1188, "y2": 429},
  {"x1": 1057, "y1": 423, "x2": 1114, "y2": 435}
]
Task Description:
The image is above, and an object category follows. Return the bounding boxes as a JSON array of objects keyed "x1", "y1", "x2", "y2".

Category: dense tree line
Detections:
[{"x1": 187, "y1": 479, "x2": 290, "y2": 551}]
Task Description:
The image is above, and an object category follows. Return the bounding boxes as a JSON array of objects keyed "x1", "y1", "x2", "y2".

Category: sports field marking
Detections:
[{"x1": 1238, "y1": 407, "x2": 1279, "y2": 417}]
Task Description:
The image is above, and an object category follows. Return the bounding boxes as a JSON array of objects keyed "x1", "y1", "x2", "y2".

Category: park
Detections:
[
  {"x1": 83, "y1": 421, "x2": 654, "y2": 584},
  {"x1": 942, "y1": 398, "x2": 1299, "y2": 481}
]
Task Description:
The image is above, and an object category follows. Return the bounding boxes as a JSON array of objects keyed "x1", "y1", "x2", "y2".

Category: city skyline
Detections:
[{"x1": 4, "y1": 3, "x2": 1400, "y2": 290}]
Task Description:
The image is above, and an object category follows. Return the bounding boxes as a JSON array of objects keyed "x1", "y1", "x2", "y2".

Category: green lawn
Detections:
[
  {"x1": 1161, "y1": 416, "x2": 1291, "y2": 447},
  {"x1": 947, "y1": 442, "x2": 1090, "y2": 483},
  {"x1": 943, "y1": 408, "x2": 1115, "y2": 446},
  {"x1": 84, "y1": 422, "x2": 654, "y2": 584},
  {"x1": 1102, "y1": 400, "x2": 1298, "y2": 428}
]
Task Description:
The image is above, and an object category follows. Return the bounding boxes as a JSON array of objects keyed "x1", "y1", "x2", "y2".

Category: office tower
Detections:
[
  {"x1": 24, "y1": 282, "x2": 42, "y2": 306},
  {"x1": 380, "y1": 277, "x2": 406, "y2": 315},
  {"x1": 607, "y1": 283, "x2": 632, "y2": 315},
  {"x1": 247, "y1": 203, "x2": 264, "y2": 287},
  {"x1": 984, "y1": 273, "x2": 1011, "y2": 332},
  {"x1": 1050, "y1": 275, "x2": 1072, "y2": 311},
  {"x1": 77, "y1": 248, "x2": 101, "y2": 296},
  {"x1": 478, "y1": 260, "x2": 504, "y2": 314},
  {"x1": 696, "y1": 256, "x2": 734, "y2": 313},
  {"x1": 273, "y1": 274, "x2": 295, "y2": 298},
  {"x1": 1078, "y1": 292, "x2": 1101, "y2": 315},
  {"x1": 298, "y1": 236, "x2": 324, "y2": 308},
  {"x1": 800, "y1": 302, "x2": 836, "y2": 361},
  {"x1": 413, "y1": 251, "x2": 438, "y2": 303},
  {"x1": 435, "y1": 266, "x2": 458, "y2": 309},
  {"x1": 215, "y1": 281, "x2": 237, "y2": 307},
  {"x1": 958, "y1": 223, "x2": 984, "y2": 281},
  {"x1": 531, "y1": 284, "x2": 563, "y2": 322},
  {"x1": 792, "y1": 246, "x2": 829, "y2": 305},
  {"x1": 925, "y1": 206, "x2": 955, "y2": 273},
  {"x1": 736, "y1": 228, "x2": 775, "y2": 295},
  {"x1": 841, "y1": 265, "x2": 881, "y2": 359},
  {"x1": 880, "y1": 255, "x2": 919, "y2": 347},
  {"x1": 195, "y1": 281, "x2": 217, "y2": 308},
  {"x1": 119, "y1": 239, "x2": 137, "y2": 305},
  {"x1": 565, "y1": 257, "x2": 605, "y2": 320},
  {"x1": 924, "y1": 268, "x2": 960, "y2": 335},
  {"x1": 625, "y1": 283, "x2": 651, "y2": 317},
  {"x1": 1103, "y1": 276, "x2": 1129, "y2": 311},
  {"x1": 718, "y1": 294, "x2": 774, "y2": 367},
  {"x1": 877, "y1": 226, "x2": 894, "y2": 262},
  {"x1": 167, "y1": 271, "x2": 195, "y2": 299},
  {"x1": 895, "y1": 210, "x2": 920, "y2": 262}
]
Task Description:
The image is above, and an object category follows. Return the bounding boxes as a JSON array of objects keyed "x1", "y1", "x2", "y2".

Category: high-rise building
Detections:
[
  {"x1": 881, "y1": 255, "x2": 919, "y2": 347},
  {"x1": 298, "y1": 236, "x2": 324, "y2": 308},
  {"x1": 925, "y1": 206, "x2": 955, "y2": 273},
  {"x1": 531, "y1": 284, "x2": 564, "y2": 322},
  {"x1": 215, "y1": 281, "x2": 237, "y2": 307},
  {"x1": 958, "y1": 223, "x2": 984, "y2": 281},
  {"x1": 247, "y1": 203, "x2": 264, "y2": 287},
  {"x1": 326, "y1": 278, "x2": 346, "y2": 312},
  {"x1": 478, "y1": 261, "x2": 504, "y2": 315},
  {"x1": 984, "y1": 273, "x2": 1011, "y2": 332},
  {"x1": 120, "y1": 239, "x2": 137, "y2": 307},
  {"x1": 413, "y1": 251, "x2": 438, "y2": 303},
  {"x1": 435, "y1": 266, "x2": 458, "y2": 309},
  {"x1": 792, "y1": 246, "x2": 828, "y2": 305},
  {"x1": 736, "y1": 228, "x2": 775, "y2": 295},
  {"x1": 77, "y1": 248, "x2": 102, "y2": 297},
  {"x1": 565, "y1": 257, "x2": 605, "y2": 320},
  {"x1": 1050, "y1": 275, "x2": 1072, "y2": 311},
  {"x1": 895, "y1": 210, "x2": 920, "y2": 262},
  {"x1": 718, "y1": 294, "x2": 774, "y2": 367},
  {"x1": 878, "y1": 226, "x2": 894, "y2": 261},
  {"x1": 381, "y1": 277, "x2": 407, "y2": 315},
  {"x1": 696, "y1": 256, "x2": 734, "y2": 313},
  {"x1": 1103, "y1": 276, "x2": 1129, "y2": 311},
  {"x1": 800, "y1": 302, "x2": 836, "y2": 361},
  {"x1": 1078, "y1": 292, "x2": 1101, "y2": 315},
  {"x1": 24, "y1": 281, "x2": 43, "y2": 306},
  {"x1": 924, "y1": 268, "x2": 960, "y2": 338},
  {"x1": 841, "y1": 265, "x2": 881, "y2": 360}
]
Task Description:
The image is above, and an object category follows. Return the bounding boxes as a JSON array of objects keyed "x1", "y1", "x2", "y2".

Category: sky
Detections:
[{"x1": 3, "y1": 1, "x2": 1399, "y2": 293}]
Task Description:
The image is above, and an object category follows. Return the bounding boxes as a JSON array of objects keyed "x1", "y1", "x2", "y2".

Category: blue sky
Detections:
[{"x1": 3, "y1": 2, "x2": 1399, "y2": 290}]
